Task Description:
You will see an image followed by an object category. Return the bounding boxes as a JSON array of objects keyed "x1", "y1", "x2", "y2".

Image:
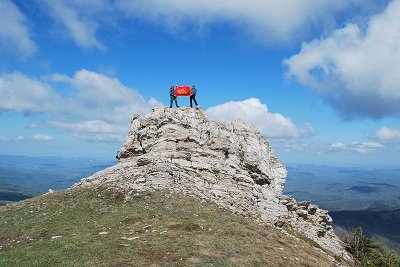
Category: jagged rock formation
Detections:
[{"x1": 76, "y1": 107, "x2": 352, "y2": 262}]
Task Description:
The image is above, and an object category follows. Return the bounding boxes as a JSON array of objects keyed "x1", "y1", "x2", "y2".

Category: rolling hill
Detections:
[{"x1": 0, "y1": 187, "x2": 346, "y2": 267}]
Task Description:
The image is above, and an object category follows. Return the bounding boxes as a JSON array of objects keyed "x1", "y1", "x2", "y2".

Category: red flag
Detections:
[{"x1": 174, "y1": 85, "x2": 191, "y2": 96}]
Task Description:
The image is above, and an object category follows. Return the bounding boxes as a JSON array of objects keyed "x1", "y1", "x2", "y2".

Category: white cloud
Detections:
[
  {"x1": 74, "y1": 133, "x2": 122, "y2": 142},
  {"x1": 205, "y1": 98, "x2": 310, "y2": 139},
  {"x1": 47, "y1": 69, "x2": 163, "y2": 123},
  {"x1": 330, "y1": 142, "x2": 346, "y2": 150},
  {"x1": 32, "y1": 134, "x2": 53, "y2": 141},
  {"x1": 41, "y1": 0, "x2": 110, "y2": 49},
  {"x1": 0, "y1": 69, "x2": 161, "y2": 142},
  {"x1": 16, "y1": 136, "x2": 25, "y2": 141},
  {"x1": 13, "y1": 0, "x2": 383, "y2": 52},
  {"x1": 47, "y1": 120, "x2": 125, "y2": 133},
  {"x1": 375, "y1": 126, "x2": 400, "y2": 143},
  {"x1": 1, "y1": 70, "x2": 160, "y2": 122},
  {"x1": 285, "y1": 0, "x2": 400, "y2": 119},
  {"x1": 0, "y1": 135, "x2": 10, "y2": 141},
  {"x1": 115, "y1": 0, "x2": 366, "y2": 44},
  {"x1": 350, "y1": 141, "x2": 384, "y2": 154},
  {"x1": 0, "y1": 0, "x2": 37, "y2": 57},
  {"x1": 0, "y1": 73, "x2": 59, "y2": 114},
  {"x1": 270, "y1": 139, "x2": 320, "y2": 153},
  {"x1": 1, "y1": 0, "x2": 385, "y2": 54},
  {"x1": 47, "y1": 120, "x2": 125, "y2": 143},
  {"x1": 273, "y1": 139, "x2": 384, "y2": 155}
]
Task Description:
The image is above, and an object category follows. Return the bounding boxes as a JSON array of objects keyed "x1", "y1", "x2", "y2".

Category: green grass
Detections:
[{"x1": 1, "y1": 186, "x2": 339, "y2": 267}]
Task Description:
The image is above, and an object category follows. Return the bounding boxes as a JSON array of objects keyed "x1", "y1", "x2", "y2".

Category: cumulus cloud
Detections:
[
  {"x1": 375, "y1": 126, "x2": 400, "y2": 143},
  {"x1": 47, "y1": 120, "x2": 126, "y2": 133},
  {"x1": 350, "y1": 141, "x2": 384, "y2": 154},
  {"x1": 16, "y1": 136, "x2": 25, "y2": 141},
  {"x1": 32, "y1": 134, "x2": 53, "y2": 141},
  {"x1": 47, "y1": 120, "x2": 125, "y2": 142},
  {"x1": 0, "y1": 0, "x2": 37, "y2": 57},
  {"x1": 47, "y1": 69, "x2": 162, "y2": 123},
  {"x1": 285, "y1": 0, "x2": 400, "y2": 119},
  {"x1": 272, "y1": 139, "x2": 387, "y2": 155},
  {"x1": 205, "y1": 98, "x2": 310, "y2": 139},
  {"x1": 0, "y1": 69, "x2": 161, "y2": 142},
  {"x1": 73, "y1": 133, "x2": 122, "y2": 142},
  {"x1": 1, "y1": 69, "x2": 160, "y2": 121},
  {"x1": 0, "y1": 73, "x2": 60, "y2": 114},
  {"x1": 330, "y1": 142, "x2": 346, "y2": 151},
  {"x1": 271, "y1": 138, "x2": 385, "y2": 156},
  {"x1": 270, "y1": 139, "x2": 321, "y2": 153}
]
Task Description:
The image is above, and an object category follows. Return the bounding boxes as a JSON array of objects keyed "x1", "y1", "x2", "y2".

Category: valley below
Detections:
[
  {"x1": 1, "y1": 155, "x2": 399, "y2": 254},
  {"x1": 285, "y1": 164, "x2": 400, "y2": 253}
]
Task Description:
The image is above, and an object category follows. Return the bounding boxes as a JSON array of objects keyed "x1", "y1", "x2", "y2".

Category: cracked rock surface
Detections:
[{"x1": 75, "y1": 107, "x2": 351, "y2": 261}]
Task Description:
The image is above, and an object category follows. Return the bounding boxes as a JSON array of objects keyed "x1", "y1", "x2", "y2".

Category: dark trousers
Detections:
[
  {"x1": 190, "y1": 94, "x2": 198, "y2": 108},
  {"x1": 170, "y1": 96, "x2": 179, "y2": 108}
]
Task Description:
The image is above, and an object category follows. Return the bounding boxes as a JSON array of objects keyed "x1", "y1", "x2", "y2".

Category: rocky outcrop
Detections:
[{"x1": 75, "y1": 107, "x2": 351, "y2": 261}]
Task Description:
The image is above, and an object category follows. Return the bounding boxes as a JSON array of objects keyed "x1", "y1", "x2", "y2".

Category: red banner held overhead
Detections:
[{"x1": 174, "y1": 85, "x2": 191, "y2": 96}]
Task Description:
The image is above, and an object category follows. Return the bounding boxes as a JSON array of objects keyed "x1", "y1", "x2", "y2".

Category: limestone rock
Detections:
[{"x1": 75, "y1": 107, "x2": 351, "y2": 261}]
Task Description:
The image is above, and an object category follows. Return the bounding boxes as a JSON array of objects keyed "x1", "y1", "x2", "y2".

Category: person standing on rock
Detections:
[
  {"x1": 169, "y1": 86, "x2": 179, "y2": 108},
  {"x1": 190, "y1": 85, "x2": 199, "y2": 109}
]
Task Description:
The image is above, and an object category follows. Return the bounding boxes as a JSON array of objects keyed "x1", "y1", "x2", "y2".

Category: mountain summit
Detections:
[{"x1": 76, "y1": 107, "x2": 351, "y2": 261}]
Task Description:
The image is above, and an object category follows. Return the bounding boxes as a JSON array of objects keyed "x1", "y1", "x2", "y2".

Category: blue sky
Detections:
[{"x1": 1, "y1": 0, "x2": 400, "y2": 167}]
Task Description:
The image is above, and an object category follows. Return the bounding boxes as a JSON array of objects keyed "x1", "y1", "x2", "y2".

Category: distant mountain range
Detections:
[
  {"x1": 0, "y1": 154, "x2": 114, "y2": 205},
  {"x1": 2, "y1": 157, "x2": 399, "y2": 212},
  {"x1": 285, "y1": 164, "x2": 400, "y2": 211},
  {"x1": 1, "y1": 155, "x2": 399, "y2": 254},
  {"x1": 284, "y1": 164, "x2": 400, "y2": 253},
  {"x1": 331, "y1": 209, "x2": 400, "y2": 254}
]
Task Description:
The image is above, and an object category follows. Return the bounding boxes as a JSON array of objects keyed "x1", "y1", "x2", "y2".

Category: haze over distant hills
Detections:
[
  {"x1": 2, "y1": 155, "x2": 400, "y2": 211},
  {"x1": 285, "y1": 164, "x2": 400, "y2": 211},
  {"x1": 0, "y1": 154, "x2": 114, "y2": 205},
  {"x1": 1, "y1": 154, "x2": 399, "y2": 254},
  {"x1": 285, "y1": 164, "x2": 400, "y2": 253}
]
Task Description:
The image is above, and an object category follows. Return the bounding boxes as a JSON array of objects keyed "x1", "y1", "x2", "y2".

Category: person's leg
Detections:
[
  {"x1": 193, "y1": 94, "x2": 198, "y2": 107},
  {"x1": 170, "y1": 96, "x2": 173, "y2": 108},
  {"x1": 174, "y1": 97, "x2": 179, "y2": 108}
]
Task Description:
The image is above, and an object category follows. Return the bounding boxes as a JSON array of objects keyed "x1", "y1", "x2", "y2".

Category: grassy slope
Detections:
[{"x1": 0, "y1": 186, "x2": 342, "y2": 267}]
